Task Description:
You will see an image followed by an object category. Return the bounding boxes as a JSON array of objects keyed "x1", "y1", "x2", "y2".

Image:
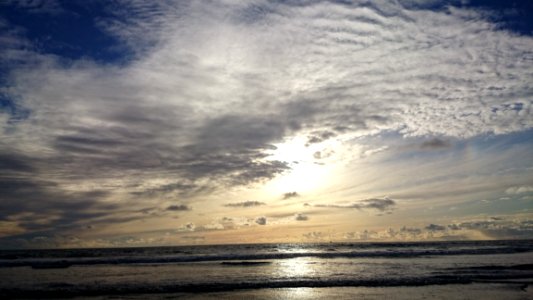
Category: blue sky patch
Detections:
[{"x1": 1, "y1": 1, "x2": 130, "y2": 64}]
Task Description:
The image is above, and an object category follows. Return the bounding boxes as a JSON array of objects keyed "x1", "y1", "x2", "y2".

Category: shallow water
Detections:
[{"x1": 0, "y1": 240, "x2": 532, "y2": 298}]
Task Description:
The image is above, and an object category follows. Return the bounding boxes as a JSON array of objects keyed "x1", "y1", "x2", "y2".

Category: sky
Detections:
[{"x1": 0, "y1": 0, "x2": 532, "y2": 249}]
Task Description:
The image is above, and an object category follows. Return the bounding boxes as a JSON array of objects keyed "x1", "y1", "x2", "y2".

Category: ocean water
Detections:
[{"x1": 0, "y1": 240, "x2": 532, "y2": 299}]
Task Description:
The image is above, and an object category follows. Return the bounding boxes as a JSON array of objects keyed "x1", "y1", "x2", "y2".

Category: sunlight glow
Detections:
[{"x1": 264, "y1": 136, "x2": 338, "y2": 194}]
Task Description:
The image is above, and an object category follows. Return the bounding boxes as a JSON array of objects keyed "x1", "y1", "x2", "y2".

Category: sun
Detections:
[{"x1": 262, "y1": 135, "x2": 337, "y2": 195}]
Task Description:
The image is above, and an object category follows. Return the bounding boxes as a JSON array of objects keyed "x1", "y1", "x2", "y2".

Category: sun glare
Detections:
[{"x1": 263, "y1": 136, "x2": 337, "y2": 195}]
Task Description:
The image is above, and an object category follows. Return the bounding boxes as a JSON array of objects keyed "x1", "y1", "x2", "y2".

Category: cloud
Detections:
[
  {"x1": 132, "y1": 182, "x2": 211, "y2": 198},
  {"x1": 448, "y1": 224, "x2": 461, "y2": 231},
  {"x1": 179, "y1": 222, "x2": 195, "y2": 231},
  {"x1": 505, "y1": 186, "x2": 533, "y2": 195},
  {"x1": 200, "y1": 222, "x2": 225, "y2": 230},
  {"x1": 303, "y1": 231, "x2": 325, "y2": 240},
  {"x1": 224, "y1": 201, "x2": 266, "y2": 208},
  {"x1": 420, "y1": 138, "x2": 451, "y2": 150},
  {"x1": 312, "y1": 197, "x2": 396, "y2": 212},
  {"x1": 0, "y1": 0, "x2": 64, "y2": 14},
  {"x1": 283, "y1": 192, "x2": 300, "y2": 200},
  {"x1": 425, "y1": 224, "x2": 446, "y2": 231},
  {"x1": 451, "y1": 218, "x2": 533, "y2": 239},
  {"x1": 306, "y1": 131, "x2": 336, "y2": 146},
  {"x1": 295, "y1": 213, "x2": 308, "y2": 221},
  {"x1": 255, "y1": 216, "x2": 267, "y2": 225},
  {"x1": 1, "y1": 0, "x2": 532, "y2": 246},
  {"x1": 312, "y1": 148, "x2": 335, "y2": 160},
  {"x1": 166, "y1": 204, "x2": 191, "y2": 211},
  {"x1": 180, "y1": 235, "x2": 205, "y2": 242}
]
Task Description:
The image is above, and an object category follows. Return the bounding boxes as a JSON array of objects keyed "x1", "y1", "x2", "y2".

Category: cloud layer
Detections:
[{"x1": 0, "y1": 0, "x2": 532, "y2": 246}]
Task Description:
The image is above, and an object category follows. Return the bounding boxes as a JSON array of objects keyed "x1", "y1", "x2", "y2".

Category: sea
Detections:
[{"x1": 0, "y1": 240, "x2": 532, "y2": 299}]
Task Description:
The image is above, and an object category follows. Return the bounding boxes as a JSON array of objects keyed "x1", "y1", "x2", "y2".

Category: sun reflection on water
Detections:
[
  {"x1": 276, "y1": 257, "x2": 317, "y2": 298},
  {"x1": 278, "y1": 257, "x2": 315, "y2": 278}
]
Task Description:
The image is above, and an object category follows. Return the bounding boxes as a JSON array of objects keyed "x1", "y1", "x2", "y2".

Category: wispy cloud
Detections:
[
  {"x1": 224, "y1": 201, "x2": 266, "y2": 208},
  {"x1": 282, "y1": 192, "x2": 300, "y2": 200},
  {"x1": 310, "y1": 198, "x2": 396, "y2": 212},
  {"x1": 166, "y1": 204, "x2": 191, "y2": 211},
  {"x1": 505, "y1": 186, "x2": 533, "y2": 195}
]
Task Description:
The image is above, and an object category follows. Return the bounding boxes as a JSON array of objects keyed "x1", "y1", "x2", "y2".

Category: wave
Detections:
[
  {"x1": 1, "y1": 271, "x2": 532, "y2": 298},
  {"x1": 1, "y1": 245, "x2": 532, "y2": 269},
  {"x1": 220, "y1": 261, "x2": 271, "y2": 266}
]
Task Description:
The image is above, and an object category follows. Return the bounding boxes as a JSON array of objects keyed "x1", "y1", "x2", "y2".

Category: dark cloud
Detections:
[
  {"x1": 454, "y1": 218, "x2": 533, "y2": 239},
  {"x1": 283, "y1": 192, "x2": 299, "y2": 200},
  {"x1": 361, "y1": 198, "x2": 396, "y2": 211},
  {"x1": 195, "y1": 115, "x2": 286, "y2": 151},
  {"x1": 425, "y1": 224, "x2": 446, "y2": 231},
  {"x1": 255, "y1": 216, "x2": 267, "y2": 225},
  {"x1": 399, "y1": 226, "x2": 422, "y2": 236},
  {"x1": 0, "y1": 153, "x2": 35, "y2": 172},
  {"x1": 13, "y1": 112, "x2": 291, "y2": 196},
  {"x1": 420, "y1": 138, "x2": 451, "y2": 150},
  {"x1": 166, "y1": 204, "x2": 191, "y2": 211},
  {"x1": 312, "y1": 197, "x2": 396, "y2": 212},
  {"x1": 132, "y1": 182, "x2": 211, "y2": 199},
  {"x1": 306, "y1": 131, "x2": 336, "y2": 146},
  {"x1": 0, "y1": 177, "x2": 113, "y2": 223},
  {"x1": 224, "y1": 201, "x2": 265, "y2": 208},
  {"x1": 448, "y1": 224, "x2": 461, "y2": 230},
  {"x1": 295, "y1": 213, "x2": 308, "y2": 221},
  {"x1": 178, "y1": 114, "x2": 291, "y2": 186}
]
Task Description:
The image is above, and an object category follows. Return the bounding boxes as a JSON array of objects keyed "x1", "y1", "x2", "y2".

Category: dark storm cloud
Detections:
[
  {"x1": 312, "y1": 198, "x2": 396, "y2": 212},
  {"x1": 166, "y1": 204, "x2": 191, "y2": 211},
  {"x1": 283, "y1": 192, "x2": 299, "y2": 200},
  {"x1": 224, "y1": 201, "x2": 266, "y2": 208}
]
